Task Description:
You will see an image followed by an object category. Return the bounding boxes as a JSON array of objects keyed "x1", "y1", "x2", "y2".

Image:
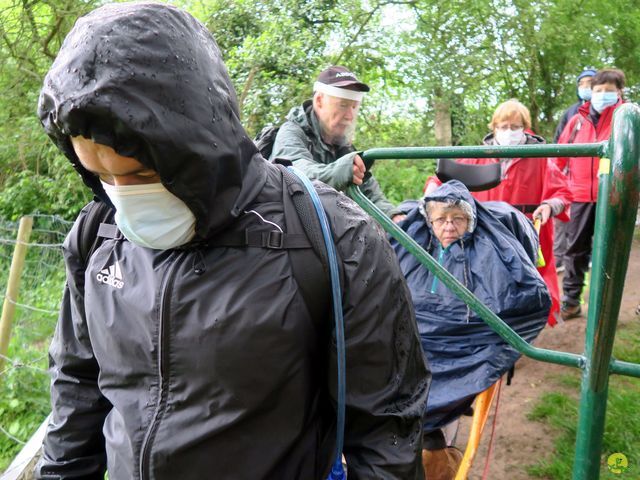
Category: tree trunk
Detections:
[{"x1": 434, "y1": 98, "x2": 452, "y2": 146}]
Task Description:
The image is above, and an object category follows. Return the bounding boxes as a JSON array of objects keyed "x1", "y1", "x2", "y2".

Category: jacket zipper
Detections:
[
  {"x1": 139, "y1": 252, "x2": 182, "y2": 480},
  {"x1": 430, "y1": 246, "x2": 446, "y2": 294}
]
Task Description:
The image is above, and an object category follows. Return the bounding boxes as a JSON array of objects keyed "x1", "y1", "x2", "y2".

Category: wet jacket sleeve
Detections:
[
  {"x1": 35, "y1": 212, "x2": 110, "y2": 479},
  {"x1": 271, "y1": 122, "x2": 354, "y2": 189},
  {"x1": 272, "y1": 122, "x2": 400, "y2": 218},
  {"x1": 321, "y1": 186, "x2": 430, "y2": 479}
]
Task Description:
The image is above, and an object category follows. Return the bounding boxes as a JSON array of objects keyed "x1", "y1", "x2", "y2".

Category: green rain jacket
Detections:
[{"x1": 270, "y1": 100, "x2": 399, "y2": 217}]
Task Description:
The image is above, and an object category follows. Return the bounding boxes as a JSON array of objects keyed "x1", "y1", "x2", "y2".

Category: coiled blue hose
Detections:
[{"x1": 287, "y1": 167, "x2": 346, "y2": 480}]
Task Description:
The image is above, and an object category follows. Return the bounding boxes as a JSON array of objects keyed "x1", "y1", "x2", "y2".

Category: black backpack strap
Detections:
[
  {"x1": 279, "y1": 166, "x2": 332, "y2": 326},
  {"x1": 207, "y1": 230, "x2": 311, "y2": 249},
  {"x1": 78, "y1": 200, "x2": 116, "y2": 267}
]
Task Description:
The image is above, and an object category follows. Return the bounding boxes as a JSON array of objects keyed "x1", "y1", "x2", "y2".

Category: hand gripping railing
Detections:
[{"x1": 346, "y1": 103, "x2": 640, "y2": 480}]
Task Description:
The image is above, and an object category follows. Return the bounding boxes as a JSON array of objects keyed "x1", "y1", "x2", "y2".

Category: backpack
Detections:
[{"x1": 254, "y1": 125, "x2": 280, "y2": 159}]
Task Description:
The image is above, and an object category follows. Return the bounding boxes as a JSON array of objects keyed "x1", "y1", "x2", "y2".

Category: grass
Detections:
[{"x1": 526, "y1": 320, "x2": 640, "y2": 479}]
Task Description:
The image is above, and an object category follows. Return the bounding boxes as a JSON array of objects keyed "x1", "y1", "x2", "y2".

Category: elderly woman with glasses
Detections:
[{"x1": 392, "y1": 180, "x2": 550, "y2": 479}]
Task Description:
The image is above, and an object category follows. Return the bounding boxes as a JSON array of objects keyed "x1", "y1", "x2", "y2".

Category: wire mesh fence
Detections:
[{"x1": 0, "y1": 214, "x2": 73, "y2": 472}]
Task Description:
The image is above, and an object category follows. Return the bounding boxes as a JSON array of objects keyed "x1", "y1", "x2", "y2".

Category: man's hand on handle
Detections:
[{"x1": 352, "y1": 154, "x2": 366, "y2": 185}]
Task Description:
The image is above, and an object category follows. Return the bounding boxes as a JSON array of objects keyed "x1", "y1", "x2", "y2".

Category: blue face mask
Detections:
[
  {"x1": 578, "y1": 87, "x2": 592, "y2": 101},
  {"x1": 101, "y1": 181, "x2": 196, "y2": 249},
  {"x1": 591, "y1": 91, "x2": 619, "y2": 113}
]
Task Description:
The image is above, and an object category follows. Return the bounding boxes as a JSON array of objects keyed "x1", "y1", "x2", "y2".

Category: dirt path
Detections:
[{"x1": 454, "y1": 235, "x2": 640, "y2": 479}]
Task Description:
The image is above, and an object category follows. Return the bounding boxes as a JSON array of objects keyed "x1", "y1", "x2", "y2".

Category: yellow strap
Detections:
[
  {"x1": 455, "y1": 382, "x2": 499, "y2": 480},
  {"x1": 533, "y1": 219, "x2": 545, "y2": 267},
  {"x1": 599, "y1": 157, "x2": 611, "y2": 176}
]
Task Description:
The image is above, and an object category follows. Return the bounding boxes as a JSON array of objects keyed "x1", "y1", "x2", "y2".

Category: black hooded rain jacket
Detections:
[{"x1": 35, "y1": 3, "x2": 430, "y2": 480}]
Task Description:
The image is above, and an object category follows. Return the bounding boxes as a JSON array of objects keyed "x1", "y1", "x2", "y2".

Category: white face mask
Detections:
[
  {"x1": 495, "y1": 128, "x2": 525, "y2": 146},
  {"x1": 101, "y1": 181, "x2": 196, "y2": 250}
]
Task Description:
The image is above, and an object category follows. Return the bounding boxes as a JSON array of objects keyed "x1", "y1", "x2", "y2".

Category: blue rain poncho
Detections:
[{"x1": 392, "y1": 180, "x2": 550, "y2": 430}]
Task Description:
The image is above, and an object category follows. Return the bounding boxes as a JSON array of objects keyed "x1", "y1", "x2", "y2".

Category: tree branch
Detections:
[
  {"x1": 333, "y1": 1, "x2": 416, "y2": 66},
  {"x1": 238, "y1": 65, "x2": 258, "y2": 113},
  {"x1": 42, "y1": 14, "x2": 64, "y2": 60}
]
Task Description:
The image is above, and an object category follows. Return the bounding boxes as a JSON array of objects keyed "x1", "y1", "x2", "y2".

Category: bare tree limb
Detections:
[{"x1": 42, "y1": 14, "x2": 64, "y2": 60}]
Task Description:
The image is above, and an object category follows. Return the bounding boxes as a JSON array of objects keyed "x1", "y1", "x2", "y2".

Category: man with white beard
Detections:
[{"x1": 270, "y1": 66, "x2": 403, "y2": 220}]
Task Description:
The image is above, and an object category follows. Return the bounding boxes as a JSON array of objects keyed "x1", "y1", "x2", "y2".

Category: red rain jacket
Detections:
[{"x1": 554, "y1": 99, "x2": 624, "y2": 203}]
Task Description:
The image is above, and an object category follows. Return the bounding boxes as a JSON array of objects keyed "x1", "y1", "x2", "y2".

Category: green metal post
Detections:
[{"x1": 570, "y1": 104, "x2": 640, "y2": 479}]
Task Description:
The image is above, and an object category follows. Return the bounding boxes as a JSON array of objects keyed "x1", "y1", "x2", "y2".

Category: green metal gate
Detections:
[{"x1": 346, "y1": 103, "x2": 640, "y2": 480}]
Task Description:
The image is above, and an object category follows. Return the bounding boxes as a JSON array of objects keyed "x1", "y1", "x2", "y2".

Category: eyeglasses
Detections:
[
  {"x1": 495, "y1": 124, "x2": 524, "y2": 131},
  {"x1": 431, "y1": 216, "x2": 468, "y2": 228}
]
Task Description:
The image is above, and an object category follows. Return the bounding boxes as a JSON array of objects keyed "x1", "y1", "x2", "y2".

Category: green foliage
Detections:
[
  {"x1": 371, "y1": 160, "x2": 435, "y2": 204},
  {"x1": 0, "y1": 216, "x2": 69, "y2": 469},
  {"x1": 0, "y1": 150, "x2": 90, "y2": 221},
  {"x1": 2, "y1": 0, "x2": 640, "y2": 210},
  {"x1": 0, "y1": 357, "x2": 51, "y2": 471}
]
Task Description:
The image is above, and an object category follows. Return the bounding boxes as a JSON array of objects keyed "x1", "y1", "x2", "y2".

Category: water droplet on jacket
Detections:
[
  {"x1": 391, "y1": 435, "x2": 398, "y2": 446},
  {"x1": 213, "y1": 142, "x2": 218, "y2": 148}
]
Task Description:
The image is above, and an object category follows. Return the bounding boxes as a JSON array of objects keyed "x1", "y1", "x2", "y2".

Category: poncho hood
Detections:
[
  {"x1": 421, "y1": 179, "x2": 477, "y2": 236},
  {"x1": 38, "y1": 2, "x2": 266, "y2": 240}
]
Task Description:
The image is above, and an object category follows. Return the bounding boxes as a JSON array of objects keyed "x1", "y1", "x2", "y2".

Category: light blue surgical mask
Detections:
[
  {"x1": 578, "y1": 87, "x2": 592, "y2": 101},
  {"x1": 591, "y1": 91, "x2": 619, "y2": 113},
  {"x1": 101, "y1": 181, "x2": 196, "y2": 249}
]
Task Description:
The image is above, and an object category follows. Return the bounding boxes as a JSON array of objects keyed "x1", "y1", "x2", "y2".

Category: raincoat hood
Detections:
[
  {"x1": 421, "y1": 180, "x2": 477, "y2": 235},
  {"x1": 285, "y1": 99, "x2": 314, "y2": 129},
  {"x1": 38, "y1": 2, "x2": 265, "y2": 240}
]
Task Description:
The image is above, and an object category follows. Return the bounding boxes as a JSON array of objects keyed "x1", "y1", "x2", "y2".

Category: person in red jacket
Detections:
[
  {"x1": 554, "y1": 68, "x2": 626, "y2": 320},
  {"x1": 425, "y1": 99, "x2": 572, "y2": 326}
]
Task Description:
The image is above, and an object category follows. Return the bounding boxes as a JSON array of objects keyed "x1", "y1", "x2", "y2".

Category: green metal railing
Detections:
[{"x1": 347, "y1": 103, "x2": 640, "y2": 480}]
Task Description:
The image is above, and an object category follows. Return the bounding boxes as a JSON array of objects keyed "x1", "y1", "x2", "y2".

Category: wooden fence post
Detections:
[{"x1": 0, "y1": 216, "x2": 34, "y2": 376}]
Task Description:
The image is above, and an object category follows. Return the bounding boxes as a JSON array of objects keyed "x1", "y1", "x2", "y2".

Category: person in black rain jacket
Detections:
[{"x1": 35, "y1": 3, "x2": 430, "y2": 479}]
